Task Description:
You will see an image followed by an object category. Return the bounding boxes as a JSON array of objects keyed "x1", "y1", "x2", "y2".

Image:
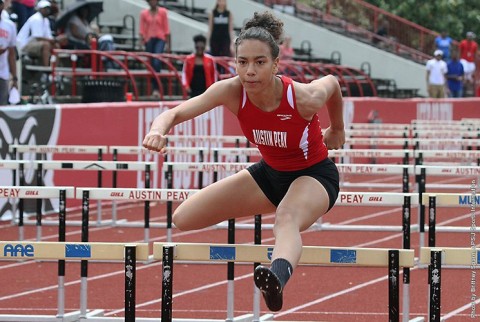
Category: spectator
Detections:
[
  {"x1": 11, "y1": 0, "x2": 34, "y2": 31},
  {"x1": 139, "y1": 0, "x2": 171, "y2": 98},
  {"x1": 373, "y1": 20, "x2": 391, "y2": 49},
  {"x1": 434, "y1": 31, "x2": 453, "y2": 61},
  {"x1": 0, "y1": 0, "x2": 18, "y2": 105},
  {"x1": 17, "y1": 1, "x2": 62, "y2": 67},
  {"x1": 279, "y1": 35, "x2": 294, "y2": 60},
  {"x1": 446, "y1": 51, "x2": 464, "y2": 98},
  {"x1": 459, "y1": 31, "x2": 478, "y2": 84},
  {"x1": 1, "y1": 0, "x2": 12, "y2": 20},
  {"x1": 426, "y1": 49, "x2": 447, "y2": 98},
  {"x1": 207, "y1": 0, "x2": 234, "y2": 57},
  {"x1": 182, "y1": 34, "x2": 217, "y2": 98},
  {"x1": 65, "y1": 4, "x2": 97, "y2": 49}
]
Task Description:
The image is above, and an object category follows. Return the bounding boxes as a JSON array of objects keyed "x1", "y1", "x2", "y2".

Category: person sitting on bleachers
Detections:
[
  {"x1": 16, "y1": 0, "x2": 64, "y2": 67},
  {"x1": 65, "y1": 4, "x2": 97, "y2": 50}
]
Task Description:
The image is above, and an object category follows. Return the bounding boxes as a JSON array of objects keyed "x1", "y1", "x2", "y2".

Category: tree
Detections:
[{"x1": 363, "y1": 0, "x2": 480, "y2": 41}]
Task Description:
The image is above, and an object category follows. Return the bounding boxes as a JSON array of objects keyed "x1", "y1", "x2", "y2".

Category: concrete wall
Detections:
[{"x1": 61, "y1": 0, "x2": 427, "y2": 96}]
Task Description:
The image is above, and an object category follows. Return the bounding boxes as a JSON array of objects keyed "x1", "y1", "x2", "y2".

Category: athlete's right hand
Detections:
[{"x1": 142, "y1": 131, "x2": 167, "y2": 154}]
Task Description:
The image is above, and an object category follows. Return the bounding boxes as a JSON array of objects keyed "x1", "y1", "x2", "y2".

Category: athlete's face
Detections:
[{"x1": 235, "y1": 39, "x2": 279, "y2": 93}]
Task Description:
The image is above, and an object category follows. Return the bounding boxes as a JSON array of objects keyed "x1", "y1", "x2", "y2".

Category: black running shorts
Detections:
[{"x1": 246, "y1": 158, "x2": 340, "y2": 211}]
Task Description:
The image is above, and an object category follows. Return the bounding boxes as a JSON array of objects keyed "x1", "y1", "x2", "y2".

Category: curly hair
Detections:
[{"x1": 235, "y1": 11, "x2": 284, "y2": 59}]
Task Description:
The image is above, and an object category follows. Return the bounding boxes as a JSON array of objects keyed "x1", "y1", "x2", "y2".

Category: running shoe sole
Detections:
[{"x1": 254, "y1": 265, "x2": 283, "y2": 311}]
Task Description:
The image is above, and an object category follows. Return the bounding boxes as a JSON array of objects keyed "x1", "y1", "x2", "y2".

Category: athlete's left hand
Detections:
[{"x1": 323, "y1": 127, "x2": 345, "y2": 150}]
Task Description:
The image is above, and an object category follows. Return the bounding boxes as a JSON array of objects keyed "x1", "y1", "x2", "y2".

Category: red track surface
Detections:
[{"x1": 0, "y1": 174, "x2": 479, "y2": 321}]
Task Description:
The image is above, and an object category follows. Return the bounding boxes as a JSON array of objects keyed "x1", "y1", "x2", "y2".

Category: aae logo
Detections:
[{"x1": 3, "y1": 244, "x2": 35, "y2": 257}]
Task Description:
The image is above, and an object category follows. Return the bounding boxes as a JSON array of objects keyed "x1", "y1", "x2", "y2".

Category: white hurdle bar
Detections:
[
  {"x1": 8, "y1": 144, "x2": 108, "y2": 155},
  {"x1": 346, "y1": 137, "x2": 411, "y2": 148},
  {"x1": 414, "y1": 150, "x2": 480, "y2": 169},
  {"x1": 0, "y1": 186, "x2": 75, "y2": 241},
  {"x1": 412, "y1": 138, "x2": 480, "y2": 150},
  {"x1": 154, "y1": 242, "x2": 415, "y2": 322},
  {"x1": 344, "y1": 129, "x2": 409, "y2": 137},
  {"x1": 347, "y1": 123, "x2": 410, "y2": 130},
  {"x1": 0, "y1": 241, "x2": 148, "y2": 322},
  {"x1": 109, "y1": 146, "x2": 210, "y2": 161},
  {"x1": 205, "y1": 147, "x2": 413, "y2": 165},
  {"x1": 412, "y1": 129, "x2": 480, "y2": 138},
  {"x1": 165, "y1": 135, "x2": 248, "y2": 144},
  {"x1": 337, "y1": 163, "x2": 413, "y2": 191}
]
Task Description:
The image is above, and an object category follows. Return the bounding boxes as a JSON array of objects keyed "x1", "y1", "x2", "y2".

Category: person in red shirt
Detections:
[
  {"x1": 139, "y1": 0, "x2": 171, "y2": 97},
  {"x1": 459, "y1": 31, "x2": 478, "y2": 84},
  {"x1": 182, "y1": 34, "x2": 217, "y2": 97},
  {"x1": 279, "y1": 34, "x2": 294, "y2": 60},
  {"x1": 143, "y1": 11, "x2": 344, "y2": 312}
]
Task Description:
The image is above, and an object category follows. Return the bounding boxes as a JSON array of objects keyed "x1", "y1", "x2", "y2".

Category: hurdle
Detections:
[
  {"x1": 0, "y1": 186, "x2": 74, "y2": 241},
  {"x1": 1, "y1": 160, "x2": 156, "y2": 227},
  {"x1": 208, "y1": 146, "x2": 413, "y2": 166},
  {"x1": 154, "y1": 242, "x2": 415, "y2": 322},
  {"x1": 0, "y1": 241, "x2": 148, "y2": 322},
  {"x1": 415, "y1": 165, "x2": 480, "y2": 248},
  {"x1": 412, "y1": 129, "x2": 480, "y2": 139},
  {"x1": 419, "y1": 247, "x2": 480, "y2": 322},
  {"x1": 412, "y1": 139, "x2": 480, "y2": 151},
  {"x1": 348, "y1": 123, "x2": 410, "y2": 131},
  {"x1": 7, "y1": 145, "x2": 108, "y2": 223},
  {"x1": 75, "y1": 187, "x2": 198, "y2": 243},
  {"x1": 329, "y1": 148, "x2": 412, "y2": 165},
  {"x1": 415, "y1": 150, "x2": 480, "y2": 168},
  {"x1": 8, "y1": 144, "x2": 108, "y2": 187},
  {"x1": 344, "y1": 129, "x2": 409, "y2": 138},
  {"x1": 165, "y1": 135, "x2": 248, "y2": 145},
  {"x1": 420, "y1": 193, "x2": 480, "y2": 246},
  {"x1": 337, "y1": 163, "x2": 413, "y2": 191},
  {"x1": 346, "y1": 137, "x2": 412, "y2": 149}
]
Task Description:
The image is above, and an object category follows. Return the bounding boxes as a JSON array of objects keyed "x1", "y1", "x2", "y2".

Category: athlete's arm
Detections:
[
  {"x1": 296, "y1": 75, "x2": 345, "y2": 149},
  {"x1": 143, "y1": 77, "x2": 240, "y2": 152}
]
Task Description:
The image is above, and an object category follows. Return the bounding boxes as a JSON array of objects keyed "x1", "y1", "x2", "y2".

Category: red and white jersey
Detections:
[{"x1": 237, "y1": 76, "x2": 328, "y2": 171}]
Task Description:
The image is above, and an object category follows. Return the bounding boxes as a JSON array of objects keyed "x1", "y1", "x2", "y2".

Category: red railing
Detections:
[{"x1": 44, "y1": 49, "x2": 377, "y2": 100}]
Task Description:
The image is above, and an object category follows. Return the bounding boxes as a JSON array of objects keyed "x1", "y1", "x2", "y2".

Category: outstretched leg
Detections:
[{"x1": 255, "y1": 176, "x2": 331, "y2": 311}]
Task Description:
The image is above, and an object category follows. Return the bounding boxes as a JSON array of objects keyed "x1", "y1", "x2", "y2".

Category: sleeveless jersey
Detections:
[{"x1": 237, "y1": 76, "x2": 328, "y2": 171}]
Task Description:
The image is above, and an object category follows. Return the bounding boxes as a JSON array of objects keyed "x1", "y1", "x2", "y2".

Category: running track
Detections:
[{"x1": 0, "y1": 174, "x2": 478, "y2": 321}]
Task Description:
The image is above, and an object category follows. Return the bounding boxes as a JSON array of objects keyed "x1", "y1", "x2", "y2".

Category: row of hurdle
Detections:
[
  {"x1": 1, "y1": 239, "x2": 477, "y2": 322},
  {"x1": 0, "y1": 184, "x2": 477, "y2": 321},
  {"x1": 0, "y1": 183, "x2": 477, "y2": 246}
]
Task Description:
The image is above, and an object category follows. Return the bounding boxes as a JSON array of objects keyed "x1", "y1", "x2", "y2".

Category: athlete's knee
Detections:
[
  {"x1": 172, "y1": 208, "x2": 191, "y2": 231},
  {"x1": 274, "y1": 206, "x2": 298, "y2": 230}
]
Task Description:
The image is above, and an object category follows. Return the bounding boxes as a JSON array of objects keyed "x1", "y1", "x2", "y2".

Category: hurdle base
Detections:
[
  {"x1": 408, "y1": 317, "x2": 425, "y2": 322},
  {"x1": 0, "y1": 310, "x2": 81, "y2": 321},
  {"x1": 78, "y1": 309, "x2": 105, "y2": 321},
  {"x1": 76, "y1": 313, "x2": 273, "y2": 321},
  {"x1": 240, "y1": 313, "x2": 274, "y2": 321}
]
